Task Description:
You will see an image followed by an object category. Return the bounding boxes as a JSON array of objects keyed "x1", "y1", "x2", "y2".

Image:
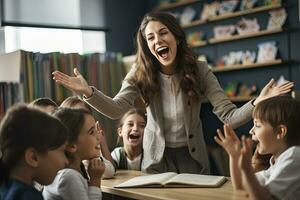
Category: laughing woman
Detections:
[{"x1": 52, "y1": 12, "x2": 293, "y2": 174}]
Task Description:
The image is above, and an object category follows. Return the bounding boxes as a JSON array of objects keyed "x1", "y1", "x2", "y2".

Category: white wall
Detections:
[{"x1": 3, "y1": 0, "x2": 106, "y2": 28}]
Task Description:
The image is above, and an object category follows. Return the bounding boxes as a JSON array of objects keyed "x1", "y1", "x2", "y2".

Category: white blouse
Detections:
[{"x1": 159, "y1": 72, "x2": 187, "y2": 148}]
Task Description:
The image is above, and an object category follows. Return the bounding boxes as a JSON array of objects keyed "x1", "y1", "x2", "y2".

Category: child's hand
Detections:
[
  {"x1": 239, "y1": 136, "x2": 253, "y2": 172},
  {"x1": 95, "y1": 121, "x2": 106, "y2": 146},
  {"x1": 214, "y1": 124, "x2": 241, "y2": 158},
  {"x1": 251, "y1": 147, "x2": 271, "y2": 172},
  {"x1": 88, "y1": 158, "x2": 105, "y2": 187}
]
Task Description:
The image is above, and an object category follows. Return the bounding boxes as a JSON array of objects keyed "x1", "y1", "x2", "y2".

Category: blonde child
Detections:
[
  {"x1": 0, "y1": 105, "x2": 68, "y2": 200},
  {"x1": 215, "y1": 96, "x2": 300, "y2": 199},
  {"x1": 28, "y1": 97, "x2": 58, "y2": 113},
  {"x1": 111, "y1": 108, "x2": 146, "y2": 170},
  {"x1": 60, "y1": 96, "x2": 115, "y2": 178},
  {"x1": 43, "y1": 108, "x2": 105, "y2": 200}
]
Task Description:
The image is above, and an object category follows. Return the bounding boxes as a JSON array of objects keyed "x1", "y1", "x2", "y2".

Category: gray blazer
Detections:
[{"x1": 85, "y1": 61, "x2": 254, "y2": 173}]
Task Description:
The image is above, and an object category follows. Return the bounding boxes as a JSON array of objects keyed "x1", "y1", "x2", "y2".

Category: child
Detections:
[
  {"x1": 28, "y1": 97, "x2": 58, "y2": 113},
  {"x1": 111, "y1": 108, "x2": 146, "y2": 170},
  {"x1": 215, "y1": 96, "x2": 300, "y2": 199},
  {"x1": 60, "y1": 96, "x2": 115, "y2": 178},
  {"x1": 0, "y1": 105, "x2": 68, "y2": 200},
  {"x1": 43, "y1": 108, "x2": 105, "y2": 200}
]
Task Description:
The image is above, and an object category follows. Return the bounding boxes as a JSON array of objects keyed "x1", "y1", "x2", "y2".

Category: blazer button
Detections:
[
  {"x1": 191, "y1": 148, "x2": 196, "y2": 152},
  {"x1": 189, "y1": 134, "x2": 194, "y2": 139}
]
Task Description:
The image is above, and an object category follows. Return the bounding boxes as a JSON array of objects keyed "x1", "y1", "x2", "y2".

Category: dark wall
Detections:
[{"x1": 104, "y1": 0, "x2": 150, "y2": 56}]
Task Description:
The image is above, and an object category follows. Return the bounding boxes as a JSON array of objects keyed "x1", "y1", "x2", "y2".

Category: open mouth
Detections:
[
  {"x1": 156, "y1": 46, "x2": 169, "y2": 59},
  {"x1": 128, "y1": 133, "x2": 140, "y2": 142}
]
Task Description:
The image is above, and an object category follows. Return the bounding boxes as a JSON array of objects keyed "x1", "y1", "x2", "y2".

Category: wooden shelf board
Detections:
[
  {"x1": 209, "y1": 4, "x2": 282, "y2": 22},
  {"x1": 212, "y1": 59, "x2": 283, "y2": 72},
  {"x1": 156, "y1": 0, "x2": 200, "y2": 10},
  {"x1": 209, "y1": 28, "x2": 283, "y2": 44}
]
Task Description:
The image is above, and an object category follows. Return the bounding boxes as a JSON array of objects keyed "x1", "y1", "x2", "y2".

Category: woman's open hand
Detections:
[
  {"x1": 254, "y1": 79, "x2": 294, "y2": 105},
  {"x1": 52, "y1": 68, "x2": 93, "y2": 97}
]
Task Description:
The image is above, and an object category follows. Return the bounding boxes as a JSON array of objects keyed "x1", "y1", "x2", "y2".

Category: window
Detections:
[{"x1": 4, "y1": 26, "x2": 106, "y2": 54}]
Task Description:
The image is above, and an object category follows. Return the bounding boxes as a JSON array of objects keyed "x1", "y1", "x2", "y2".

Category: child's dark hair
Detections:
[
  {"x1": 253, "y1": 96, "x2": 300, "y2": 146},
  {"x1": 0, "y1": 104, "x2": 68, "y2": 185},
  {"x1": 52, "y1": 107, "x2": 92, "y2": 179},
  {"x1": 29, "y1": 97, "x2": 58, "y2": 108},
  {"x1": 52, "y1": 107, "x2": 91, "y2": 146},
  {"x1": 116, "y1": 108, "x2": 147, "y2": 146},
  {"x1": 60, "y1": 96, "x2": 92, "y2": 113}
]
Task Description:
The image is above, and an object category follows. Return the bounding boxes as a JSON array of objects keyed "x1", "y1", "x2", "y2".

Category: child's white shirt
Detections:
[
  {"x1": 255, "y1": 145, "x2": 300, "y2": 200},
  {"x1": 111, "y1": 147, "x2": 142, "y2": 170},
  {"x1": 42, "y1": 168, "x2": 102, "y2": 200},
  {"x1": 101, "y1": 156, "x2": 115, "y2": 178}
]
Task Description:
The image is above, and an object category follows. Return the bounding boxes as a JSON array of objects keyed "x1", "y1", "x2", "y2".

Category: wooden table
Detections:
[{"x1": 101, "y1": 170, "x2": 248, "y2": 200}]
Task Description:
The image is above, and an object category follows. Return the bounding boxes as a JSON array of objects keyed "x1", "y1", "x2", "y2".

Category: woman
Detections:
[{"x1": 52, "y1": 12, "x2": 293, "y2": 174}]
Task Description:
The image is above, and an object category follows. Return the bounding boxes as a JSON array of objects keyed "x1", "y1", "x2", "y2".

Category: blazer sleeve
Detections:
[
  {"x1": 102, "y1": 156, "x2": 115, "y2": 179},
  {"x1": 84, "y1": 65, "x2": 141, "y2": 119},
  {"x1": 199, "y1": 61, "x2": 254, "y2": 128}
]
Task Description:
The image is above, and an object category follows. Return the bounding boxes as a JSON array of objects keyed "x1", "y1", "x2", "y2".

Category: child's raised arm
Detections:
[
  {"x1": 239, "y1": 137, "x2": 274, "y2": 200},
  {"x1": 214, "y1": 124, "x2": 243, "y2": 190},
  {"x1": 96, "y1": 122, "x2": 115, "y2": 166}
]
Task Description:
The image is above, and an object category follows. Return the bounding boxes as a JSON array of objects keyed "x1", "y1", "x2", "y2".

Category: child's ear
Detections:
[
  {"x1": 276, "y1": 124, "x2": 287, "y2": 140},
  {"x1": 117, "y1": 127, "x2": 123, "y2": 137},
  {"x1": 25, "y1": 147, "x2": 39, "y2": 167},
  {"x1": 66, "y1": 143, "x2": 77, "y2": 153}
]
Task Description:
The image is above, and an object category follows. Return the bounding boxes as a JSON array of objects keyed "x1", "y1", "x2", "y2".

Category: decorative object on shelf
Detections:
[
  {"x1": 213, "y1": 25, "x2": 236, "y2": 39},
  {"x1": 217, "y1": 50, "x2": 257, "y2": 67},
  {"x1": 257, "y1": 41, "x2": 278, "y2": 63},
  {"x1": 218, "y1": 0, "x2": 239, "y2": 15},
  {"x1": 242, "y1": 50, "x2": 256, "y2": 64},
  {"x1": 236, "y1": 18, "x2": 260, "y2": 35},
  {"x1": 267, "y1": 8, "x2": 287, "y2": 30},
  {"x1": 201, "y1": 1, "x2": 220, "y2": 21},
  {"x1": 224, "y1": 51, "x2": 244, "y2": 66},
  {"x1": 224, "y1": 82, "x2": 258, "y2": 98},
  {"x1": 224, "y1": 82, "x2": 237, "y2": 97},
  {"x1": 236, "y1": 82, "x2": 259, "y2": 97},
  {"x1": 264, "y1": 0, "x2": 281, "y2": 6},
  {"x1": 187, "y1": 31, "x2": 205, "y2": 46},
  {"x1": 180, "y1": 6, "x2": 196, "y2": 25},
  {"x1": 240, "y1": 0, "x2": 258, "y2": 11}
]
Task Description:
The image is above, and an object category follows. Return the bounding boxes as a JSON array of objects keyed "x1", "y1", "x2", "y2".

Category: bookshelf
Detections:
[{"x1": 0, "y1": 50, "x2": 126, "y2": 149}]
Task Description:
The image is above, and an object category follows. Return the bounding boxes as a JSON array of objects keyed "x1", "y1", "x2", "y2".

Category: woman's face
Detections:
[{"x1": 144, "y1": 20, "x2": 178, "y2": 71}]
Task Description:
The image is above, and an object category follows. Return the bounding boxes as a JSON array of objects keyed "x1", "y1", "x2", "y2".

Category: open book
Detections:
[{"x1": 115, "y1": 172, "x2": 227, "y2": 188}]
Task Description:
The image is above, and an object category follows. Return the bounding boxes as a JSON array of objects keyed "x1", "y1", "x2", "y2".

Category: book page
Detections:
[
  {"x1": 115, "y1": 172, "x2": 177, "y2": 188},
  {"x1": 0, "y1": 51, "x2": 21, "y2": 82},
  {"x1": 164, "y1": 173, "x2": 226, "y2": 187}
]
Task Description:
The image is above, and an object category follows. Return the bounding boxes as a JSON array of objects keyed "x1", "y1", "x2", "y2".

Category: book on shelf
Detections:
[{"x1": 115, "y1": 172, "x2": 227, "y2": 188}]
